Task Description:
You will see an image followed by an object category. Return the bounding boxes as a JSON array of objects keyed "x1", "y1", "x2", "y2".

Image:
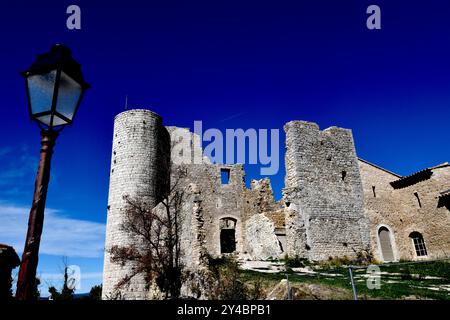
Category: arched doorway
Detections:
[
  {"x1": 220, "y1": 218, "x2": 237, "y2": 254},
  {"x1": 378, "y1": 226, "x2": 394, "y2": 262}
]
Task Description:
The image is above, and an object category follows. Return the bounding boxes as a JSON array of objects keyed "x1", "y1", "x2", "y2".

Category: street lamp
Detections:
[{"x1": 15, "y1": 44, "x2": 89, "y2": 300}]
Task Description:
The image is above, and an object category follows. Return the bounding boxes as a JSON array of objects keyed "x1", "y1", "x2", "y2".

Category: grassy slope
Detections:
[{"x1": 241, "y1": 260, "x2": 450, "y2": 300}]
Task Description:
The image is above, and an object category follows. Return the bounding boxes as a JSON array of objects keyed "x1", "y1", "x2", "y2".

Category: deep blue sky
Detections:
[{"x1": 0, "y1": 0, "x2": 449, "y2": 295}]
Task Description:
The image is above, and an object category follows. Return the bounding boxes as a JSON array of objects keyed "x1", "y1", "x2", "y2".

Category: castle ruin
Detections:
[{"x1": 102, "y1": 109, "x2": 450, "y2": 299}]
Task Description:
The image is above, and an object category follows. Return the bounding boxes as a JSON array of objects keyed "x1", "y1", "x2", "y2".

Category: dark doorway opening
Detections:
[{"x1": 220, "y1": 229, "x2": 236, "y2": 253}]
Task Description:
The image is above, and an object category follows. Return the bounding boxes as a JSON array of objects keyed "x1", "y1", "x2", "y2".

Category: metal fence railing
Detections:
[
  {"x1": 278, "y1": 259, "x2": 450, "y2": 300},
  {"x1": 315, "y1": 259, "x2": 449, "y2": 300}
]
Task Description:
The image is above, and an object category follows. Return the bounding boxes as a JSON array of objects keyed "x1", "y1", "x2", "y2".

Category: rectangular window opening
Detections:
[{"x1": 221, "y1": 168, "x2": 230, "y2": 185}]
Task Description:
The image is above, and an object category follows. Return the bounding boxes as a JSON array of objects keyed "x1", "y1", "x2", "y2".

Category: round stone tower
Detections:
[{"x1": 102, "y1": 109, "x2": 170, "y2": 300}]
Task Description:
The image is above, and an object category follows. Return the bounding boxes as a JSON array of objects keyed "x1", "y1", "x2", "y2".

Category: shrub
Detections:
[
  {"x1": 197, "y1": 255, "x2": 265, "y2": 300},
  {"x1": 89, "y1": 285, "x2": 102, "y2": 300},
  {"x1": 284, "y1": 255, "x2": 309, "y2": 269},
  {"x1": 354, "y1": 249, "x2": 376, "y2": 265}
]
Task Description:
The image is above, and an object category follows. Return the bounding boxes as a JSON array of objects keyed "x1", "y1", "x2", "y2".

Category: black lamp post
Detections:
[{"x1": 15, "y1": 44, "x2": 89, "y2": 300}]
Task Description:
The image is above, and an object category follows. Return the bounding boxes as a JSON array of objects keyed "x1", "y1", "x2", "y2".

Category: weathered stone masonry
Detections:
[
  {"x1": 283, "y1": 121, "x2": 370, "y2": 261},
  {"x1": 359, "y1": 160, "x2": 450, "y2": 262},
  {"x1": 103, "y1": 110, "x2": 170, "y2": 299},
  {"x1": 102, "y1": 109, "x2": 450, "y2": 299}
]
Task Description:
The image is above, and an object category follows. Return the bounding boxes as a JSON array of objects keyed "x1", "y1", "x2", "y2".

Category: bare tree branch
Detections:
[{"x1": 108, "y1": 166, "x2": 187, "y2": 299}]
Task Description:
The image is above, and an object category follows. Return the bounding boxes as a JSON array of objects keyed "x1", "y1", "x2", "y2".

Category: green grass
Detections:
[
  {"x1": 378, "y1": 260, "x2": 450, "y2": 278},
  {"x1": 241, "y1": 260, "x2": 450, "y2": 300}
]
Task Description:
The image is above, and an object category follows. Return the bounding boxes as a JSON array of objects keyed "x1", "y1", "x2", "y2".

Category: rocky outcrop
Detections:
[{"x1": 245, "y1": 214, "x2": 282, "y2": 260}]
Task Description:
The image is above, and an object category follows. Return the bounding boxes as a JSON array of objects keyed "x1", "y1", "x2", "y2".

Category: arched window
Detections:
[
  {"x1": 378, "y1": 226, "x2": 394, "y2": 262},
  {"x1": 219, "y1": 218, "x2": 237, "y2": 254},
  {"x1": 409, "y1": 232, "x2": 427, "y2": 257}
]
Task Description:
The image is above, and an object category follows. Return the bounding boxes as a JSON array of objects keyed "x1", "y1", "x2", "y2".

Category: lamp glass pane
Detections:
[
  {"x1": 55, "y1": 71, "x2": 82, "y2": 121},
  {"x1": 52, "y1": 115, "x2": 68, "y2": 126},
  {"x1": 36, "y1": 115, "x2": 52, "y2": 126},
  {"x1": 27, "y1": 70, "x2": 57, "y2": 115}
]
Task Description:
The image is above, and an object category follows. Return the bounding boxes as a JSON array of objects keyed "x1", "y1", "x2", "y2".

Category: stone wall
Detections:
[
  {"x1": 243, "y1": 178, "x2": 284, "y2": 259},
  {"x1": 102, "y1": 110, "x2": 170, "y2": 300},
  {"x1": 168, "y1": 131, "x2": 286, "y2": 262},
  {"x1": 244, "y1": 214, "x2": 282, "y2": 260},
  {"x1": 102, "y1": 108, "x2": 449, "y2": 300},
  {"x1": 283, "y1": 121, "x2": 370, "y2": 261},
  {"x1": 179, "y1": 164, "x2": 246, "y2": 257},
  {"x1": 359, "y1": 160, "x2": 450, "y2": 261}
]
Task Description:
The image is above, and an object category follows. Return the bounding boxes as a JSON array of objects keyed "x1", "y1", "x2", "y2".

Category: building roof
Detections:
[
  {"x1": 359, "y1": 159, "x2": 449, "y2": 190},
  {"x1": 0, "y1": 244, "x2": 20, "y2": 268},
  {"x1": 358, "y1": 158, "x2": 402, "y2": 178},
  {"x1": 430, "y1": 162, "x2": 450, "y2": 170},
  {"x1": 389, "y1": 162, "x2": 449, "y2": 189},
  {"x1": 390, "y1": 168, "x2": 433, "y2": 189}
]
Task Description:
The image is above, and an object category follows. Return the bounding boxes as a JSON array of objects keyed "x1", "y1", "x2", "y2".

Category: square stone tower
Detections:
[{"x1": 284, "y1": 121, "x2": 370, "y2": 261}]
